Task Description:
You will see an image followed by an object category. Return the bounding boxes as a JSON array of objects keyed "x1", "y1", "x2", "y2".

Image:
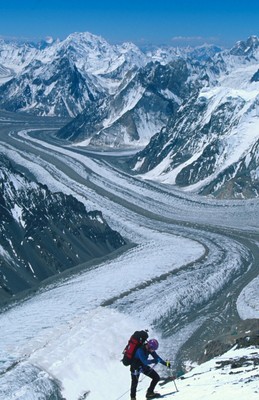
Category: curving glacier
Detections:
[{"x1": 0, "y1": 118, "x2": 258, "y2": 400}]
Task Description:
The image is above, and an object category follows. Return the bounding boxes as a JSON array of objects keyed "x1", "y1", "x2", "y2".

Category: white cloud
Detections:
[{"x1": 170, "y1": 35, "x2": 221, "y2": 46}]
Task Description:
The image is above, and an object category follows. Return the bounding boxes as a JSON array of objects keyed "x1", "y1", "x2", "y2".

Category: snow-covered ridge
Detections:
[
  {"x1": 0, "y1": 31, "x2": 150, "y2": 118},
  {"x1": 151, "y1": 345, "x2": 259, "y2": 400},
  {"x1": 0, "y1": 31, "x2": 148, "y2": 79},
  {"x1": 0, "y1": 33, "x2": 259, "y2": 197},
  {"x1": 131, "y1": 37, "x2": 259, "y2": 198}
]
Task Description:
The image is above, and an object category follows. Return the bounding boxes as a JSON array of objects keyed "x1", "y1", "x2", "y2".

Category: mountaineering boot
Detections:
[
  {"x1": 130, "y1": 398, "x2": 136, "y2": 400},
  {"x1": 146, "y1": 391, "x2": 161, "y2": 398}
]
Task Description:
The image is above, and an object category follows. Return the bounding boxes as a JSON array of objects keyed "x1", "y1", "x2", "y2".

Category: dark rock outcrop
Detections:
[{"x1": 0, "y1": 154, "x2": 126, "y2": 303}]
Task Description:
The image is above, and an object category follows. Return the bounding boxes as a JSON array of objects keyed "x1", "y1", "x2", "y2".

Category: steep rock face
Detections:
[
  {"x1": 200, "y1": 139, "x2": 259, "y2": 198},
  {"x1": 129, "y1": 39, "x2": 259, "y2": 198},
  {"x1": 0, "y1": 32, "x2": 148, "y2": 116},
  {"x1": 131, "y1": 89, "x2": 259, "y2": 198},
  {"x1": 0, "y1": 56, "x2": 101, "y2": 117},
  {"x1": 57, "y1": 60, "x2": 194, "y2": 147},
  {"x1": 56, "y1": 32, "x2": 147, "y2": 78},
  {"x1": 229, "y1": 35, "x2": 259, "y2": 57},
  {"x1": 0, "y1": 154, "x2": 126, "y2": 302},
  {"x1": 251, "y1": 69, "x2": 259, "y2": 82}
]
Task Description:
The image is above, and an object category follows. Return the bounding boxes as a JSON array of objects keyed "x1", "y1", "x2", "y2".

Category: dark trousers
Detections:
[{"x1": 130, "y1": 365, "x2": 160, "y2": 397}]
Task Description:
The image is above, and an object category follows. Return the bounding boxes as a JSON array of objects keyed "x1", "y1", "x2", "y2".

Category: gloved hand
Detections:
[{"x1": 165, "y1": 360, "x2": 171, "y2": 368}]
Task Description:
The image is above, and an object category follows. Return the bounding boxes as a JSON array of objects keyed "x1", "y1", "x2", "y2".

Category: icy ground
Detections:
[
  {"x1": 0, "y1": 126, "x2": 258, "y2": 400},
  {"x1": 142, "y1": 346, "x2": 259, "y2": 400}
]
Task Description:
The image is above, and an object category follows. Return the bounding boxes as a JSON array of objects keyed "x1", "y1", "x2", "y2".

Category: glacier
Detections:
[{"x1": 0, "y1": 121, "x2": 258, "y2": 399}]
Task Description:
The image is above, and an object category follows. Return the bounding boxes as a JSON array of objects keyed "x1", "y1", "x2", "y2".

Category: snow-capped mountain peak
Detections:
[
  {"x1": 0, "y1": 33, "x2": 259, "y2": 197},
  {"x1": 230, "y1": 35, "x2": 259, "y2": 57}
]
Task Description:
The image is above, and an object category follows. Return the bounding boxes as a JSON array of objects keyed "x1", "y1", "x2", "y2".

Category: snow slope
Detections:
[{"x1": 139, "y1": 346, "x2": 259, "y2": 400}]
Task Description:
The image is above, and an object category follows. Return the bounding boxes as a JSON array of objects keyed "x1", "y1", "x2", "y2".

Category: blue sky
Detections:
[{"x1": 0, "y1": 0, "x2": 258, "y2": 47}]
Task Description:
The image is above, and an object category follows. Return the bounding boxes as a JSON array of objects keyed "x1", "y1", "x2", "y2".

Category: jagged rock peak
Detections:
[{"x1": 230, "y1": 35, "x2": 259, "y2": 56}]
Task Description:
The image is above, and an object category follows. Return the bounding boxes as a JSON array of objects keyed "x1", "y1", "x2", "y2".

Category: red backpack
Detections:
[{"x1": 122, "y1": 330, "x2": 149, "y2": 366}]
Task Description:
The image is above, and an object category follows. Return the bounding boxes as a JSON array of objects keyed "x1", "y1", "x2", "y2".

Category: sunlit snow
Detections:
[{"x1": 0, "y1": 128, "x2": 258, "y2": 400}]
